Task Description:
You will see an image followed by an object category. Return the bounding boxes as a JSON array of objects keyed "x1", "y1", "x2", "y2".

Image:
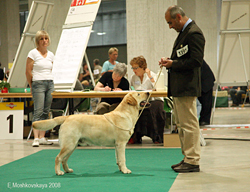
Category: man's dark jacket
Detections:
[{"x1": 168, "y1": 21, "x2": 205, "y2": 97}]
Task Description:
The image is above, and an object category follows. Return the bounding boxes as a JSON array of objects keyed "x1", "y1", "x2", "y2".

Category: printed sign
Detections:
[
  {"x1": 93, "y1": 69, "x2": 99, "y2": 75},
  {"x1": 177, "y1": 45, "x2": 188, "y2": 57},
  {"x1": 71, "y1": 0, "x2": 99, "y2": 7},
  {"x1": 0, "y1": 102, "x2": 24, "y2": 139}
]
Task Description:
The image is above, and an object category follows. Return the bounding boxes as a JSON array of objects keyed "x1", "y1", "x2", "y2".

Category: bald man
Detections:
[{"x1": 159, "y1": 5, "x2": 205, "y2": 173}]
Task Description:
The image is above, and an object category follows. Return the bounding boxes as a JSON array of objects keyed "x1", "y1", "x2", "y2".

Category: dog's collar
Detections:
[{"x1": 103, "y1": 114, "x2": 133, "y2": 135}]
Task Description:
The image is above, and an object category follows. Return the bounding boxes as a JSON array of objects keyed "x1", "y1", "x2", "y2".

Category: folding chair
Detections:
[
  {"x1": 164, "y1": 97, "x2": 206, "y2": 146},
  {"x1": 74, "y1": 98, "x2": 91, "y2": 113},
  {"x1": 164, "y1": 97, "x2": 175, "y2": 132}
]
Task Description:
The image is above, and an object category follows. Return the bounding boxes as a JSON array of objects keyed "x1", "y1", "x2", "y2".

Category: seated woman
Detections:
[
  {"x1": 94, "y1": 63, "x2": 129, "y2": 114},
  {"x1": 79, "y1": 63, "x2": 93, "y2": 89},
  {"x1": 129, "y1": 56, "x2": 166, "y2": 144}
]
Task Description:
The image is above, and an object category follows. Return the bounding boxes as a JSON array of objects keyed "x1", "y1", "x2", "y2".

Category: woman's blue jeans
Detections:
[{"x1": 32, "y1": 80, "x2": 54, "y2": 122}]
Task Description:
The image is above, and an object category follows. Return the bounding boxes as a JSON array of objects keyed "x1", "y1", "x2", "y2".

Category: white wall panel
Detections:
[
  {"x1": 127, "y1": 0, "x2": 219, "y2": 87},
  {"x1": 126, "y1": 0, "x2": 176, "y2": 85}
]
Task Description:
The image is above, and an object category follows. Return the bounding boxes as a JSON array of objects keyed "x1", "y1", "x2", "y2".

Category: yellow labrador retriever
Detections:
[{"x1": 32, "y1": 92, "x2": 149, "y2": 175}]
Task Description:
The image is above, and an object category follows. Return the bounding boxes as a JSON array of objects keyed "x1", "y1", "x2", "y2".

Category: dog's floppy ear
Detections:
[{"x1": 126, "y1": 95, "x2": 137, "y2": 106}]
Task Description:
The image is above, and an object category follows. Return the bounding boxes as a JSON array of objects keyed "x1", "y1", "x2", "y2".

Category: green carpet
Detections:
[{"x1": 0, "y1": 148, "x2": 182, "y2": 192}]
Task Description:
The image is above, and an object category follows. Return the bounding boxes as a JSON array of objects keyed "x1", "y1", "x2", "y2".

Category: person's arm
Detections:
[
  {"x1": 78, "y1": 73, "x2": 83, "y2": 81},
  {"x1": 94, "y1": 82, "x2": 111, "y2": 91},
  {"x1": 101, "y1": 62, "x2": 109, "y2": 76},
  {"x1": 25, "y1": 57, "x2": 34, "y2": 90},
  {"x1": 145, "y1": 68, "x2": 155, "y2": 83},
  {"x1": 101, "y1": 71, "x2": 107, "y2": 76},
  {"x1": 82, "y1": 70, "x2": 90, "y2": 78},
  {"x1": 159, "y1": 57, "x2": 172, "y2": 69}
]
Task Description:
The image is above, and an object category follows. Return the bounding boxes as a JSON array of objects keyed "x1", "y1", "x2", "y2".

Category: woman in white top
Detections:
[
  {"x1": 26, "y1": 30, "x2": 54, "y2": 147},
  {"x1": 129, "y1": 56, "x2": 166, "y2": 144}
]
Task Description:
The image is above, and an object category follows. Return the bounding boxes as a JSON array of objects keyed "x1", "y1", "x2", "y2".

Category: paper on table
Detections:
[{"x1": 112, "y1": 90, "x2": 153, "y2": 92}]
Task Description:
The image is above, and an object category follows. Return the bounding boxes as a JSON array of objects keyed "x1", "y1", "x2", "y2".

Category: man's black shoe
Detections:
[
  {"x1": 173, "y1": 162, "x2": 200, "y2": 173},
  {"x1": 171, "y1": 160, "x2": 184, "y2": 170},
  {"x1": 199, "y1": 121, "x2": 209, "y2": 126}
]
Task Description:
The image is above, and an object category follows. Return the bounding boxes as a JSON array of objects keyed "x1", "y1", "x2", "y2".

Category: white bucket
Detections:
[{"x1": 155, "y1": 70, "x2": 165, "y2": 91}]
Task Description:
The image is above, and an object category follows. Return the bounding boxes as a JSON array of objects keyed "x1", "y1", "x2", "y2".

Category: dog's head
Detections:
[{"x1": 125, "y1": 92, "x2": 150, "y2": 109}]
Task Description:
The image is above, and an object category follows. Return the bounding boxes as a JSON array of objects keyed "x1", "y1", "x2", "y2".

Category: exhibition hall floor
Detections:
[{"x1": 0, "y1": 105, "x2": 250, "y2": 192}]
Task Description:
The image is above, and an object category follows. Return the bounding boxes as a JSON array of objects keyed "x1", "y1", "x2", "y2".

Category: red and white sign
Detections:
[{"x1": 71, "y1": 0, "x2": 99, "y2": 7}]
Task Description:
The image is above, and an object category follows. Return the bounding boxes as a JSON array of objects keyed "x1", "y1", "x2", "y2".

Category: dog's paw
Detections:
[
  {"x1": 56, "y1": 170, "x2": 65, "y2": 176},
  {"x1": 66, "y1": 168, "x2": 74, "y2": 173},
  {"x1": 121, "y1": 168, "x2": 132, "y2": 174}
]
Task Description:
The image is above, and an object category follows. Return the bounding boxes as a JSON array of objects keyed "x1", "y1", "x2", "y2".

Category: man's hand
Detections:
[{"x1": 159, "y1": 57, "x2": 173, "y2": 68}]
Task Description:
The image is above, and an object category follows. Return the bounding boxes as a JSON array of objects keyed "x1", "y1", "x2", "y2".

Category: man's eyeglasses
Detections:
[{"x1": 131, "y1": 67, "x2": 139, "y2": 70}]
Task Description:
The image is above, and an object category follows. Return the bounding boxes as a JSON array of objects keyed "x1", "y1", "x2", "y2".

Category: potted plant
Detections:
[{"x1": 0, "y1": 80, "x2": 10, "y2": 93}]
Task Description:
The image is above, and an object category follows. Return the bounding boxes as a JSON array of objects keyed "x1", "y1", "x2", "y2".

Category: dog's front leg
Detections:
[
  {"x1": 115, "y1": 143, "x2": 131, "y2": 174},
  {"x1": 115, "y1": 146, "x2": 120, "y2": 171}
]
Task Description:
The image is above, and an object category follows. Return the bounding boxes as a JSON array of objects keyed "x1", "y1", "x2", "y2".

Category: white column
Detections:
[
  {"x1": 0, "y1": 0, "x2": 20, "y2": 70},
  {"x1": 126, "y1": 0, "x2": 219, "y2": 83},
  {"x1": 126, "y1": 0, "x2": 177, "y2": 83}
]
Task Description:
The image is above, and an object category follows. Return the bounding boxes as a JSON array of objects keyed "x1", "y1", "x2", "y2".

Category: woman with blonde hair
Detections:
[
  {"x1": 26, "y1": 30, "x2": 54, "y2": 147},
  {"x1": 101, "y1": 47, "x2": 119, "y2": 75}
]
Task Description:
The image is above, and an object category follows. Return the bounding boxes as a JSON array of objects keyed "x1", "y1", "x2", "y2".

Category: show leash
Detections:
[{"x1": 136, "y1": 66, "x2": 164, "y2": 121}]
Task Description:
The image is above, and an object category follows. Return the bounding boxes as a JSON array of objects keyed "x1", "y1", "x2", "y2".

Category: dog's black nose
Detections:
[{"x1": 147, "y1": 92, "x2": 150, "y2": 96}]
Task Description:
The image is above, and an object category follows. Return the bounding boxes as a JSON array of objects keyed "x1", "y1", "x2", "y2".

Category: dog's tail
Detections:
[{"x1": 32, "y1": 116, "x2": 68, "y2": 131}]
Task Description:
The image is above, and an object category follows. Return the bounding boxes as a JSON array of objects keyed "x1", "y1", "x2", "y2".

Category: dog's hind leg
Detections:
[
  {"x1": 55, "y1": 140, "x2": 78, "y2": 175},
  {"x1": 62, "y1": 147, "x2": 76, "y2": 173},
  {"x1": 115, "y1": 143, "x2": 131, "y2": 174}
]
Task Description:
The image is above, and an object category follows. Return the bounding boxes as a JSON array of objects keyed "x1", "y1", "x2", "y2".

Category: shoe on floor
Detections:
[
  {"x1": 39, "y1": 137, "x2": 53, "y2": 145},
  {"x1": 171, "y1": 160, "x2": 184, "y2": 169},
  {"x1": 230, "y1": 104, "x2": 239, "y2": 107},
  {"x1": 173, "y1": 162, "x2": 200, "y2": 173},
  {"x1": 32, "y1": 138, "x2": 39, "y2": 147},
  {"x1": 199, "y1": 121, "x2": 210, "y2": 126}
]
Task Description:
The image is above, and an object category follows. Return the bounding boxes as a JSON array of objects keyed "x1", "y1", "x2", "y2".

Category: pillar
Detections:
[{"x1": 0, "y1": 0, "x2": 20, "y2": 71}]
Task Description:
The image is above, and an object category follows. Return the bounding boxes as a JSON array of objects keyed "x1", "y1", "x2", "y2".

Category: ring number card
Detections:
[{"x1": 0, "y1": 102, "x2": 24, "y2": 139}]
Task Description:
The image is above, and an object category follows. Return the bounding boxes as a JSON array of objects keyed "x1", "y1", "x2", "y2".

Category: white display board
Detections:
[
  {"x1": 211, "y1": 0, "x2": 250, "y2": 123},
  {"x1": 66, "y1": 0, "x2": 100, "y2": 24},
  {"x1": 217, "y1": 0, "x2": 250, "y2": 86},
  {"x1": 52, "y1": 26, "x2": 91, "y2": 85},
  {"x1": 8, "y1": 1, "x2": 54, "y2": 88},
  {"x1": 0, "y1": 102, "x2": 24, "y2": 139},
  {"x1": 53, "y1": 0, "x2": 101, "y2": 91}
]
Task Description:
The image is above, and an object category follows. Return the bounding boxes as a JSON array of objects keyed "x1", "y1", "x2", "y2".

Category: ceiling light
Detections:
[{"x1": 97, "y1": 32, "x2": 106, "y2": 35}]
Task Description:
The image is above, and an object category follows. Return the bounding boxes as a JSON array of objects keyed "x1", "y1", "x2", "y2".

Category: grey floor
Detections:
[{"x1": 1, "y1": 103, "x2": 250, "y2": 192}]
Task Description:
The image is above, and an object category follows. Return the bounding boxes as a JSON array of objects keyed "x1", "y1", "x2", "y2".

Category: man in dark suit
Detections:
[
  {"x1": 198, "y1": 60, "x2": 215, "y2": 126},
  {"x1": 0, "y1": 62, "x2": 4, "y2": 81},
  {"x1": 160, "y1": 5, "x2": 205, "y2": 173}
]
